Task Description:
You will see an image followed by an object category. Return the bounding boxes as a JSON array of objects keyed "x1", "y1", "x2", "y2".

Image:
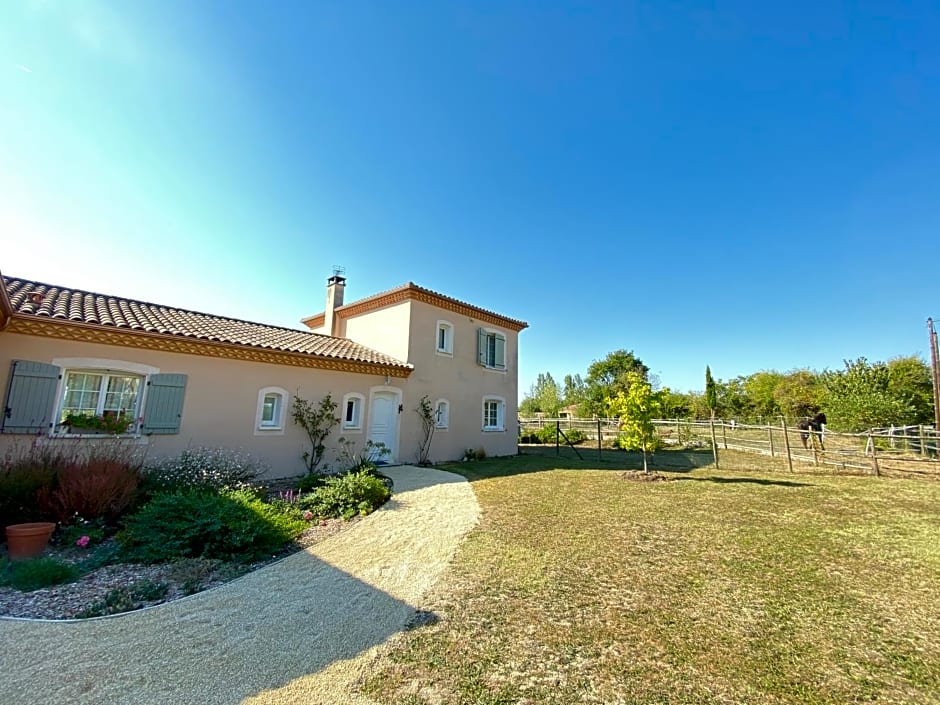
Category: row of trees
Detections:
[{"x1": 520, "y1": 351, "x2": 936, "y2": 432}]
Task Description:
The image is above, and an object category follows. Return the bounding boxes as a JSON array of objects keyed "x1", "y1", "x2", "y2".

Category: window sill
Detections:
[
  {"x1": 482, "y1": 428, "x2": 505, "y2": 433},
  {"x1": 342, "y1": 426, "x2": 363, "y2": 433},
  {"x1": 481, "y1": 366, "x2": 508, "y2": 374},
  {"x1": 435, "y1": 349, "x2": 453, "y2": 357}
]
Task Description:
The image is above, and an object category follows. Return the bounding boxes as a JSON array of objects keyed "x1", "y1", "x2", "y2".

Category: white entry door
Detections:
[{"x1": 368, "y1": 390, "x2": 400, "y2": 462}]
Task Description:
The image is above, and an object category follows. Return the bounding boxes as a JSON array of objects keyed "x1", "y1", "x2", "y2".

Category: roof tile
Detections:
[{"x1": 3, "y1": 275, "x2": 411, "y2": 371}]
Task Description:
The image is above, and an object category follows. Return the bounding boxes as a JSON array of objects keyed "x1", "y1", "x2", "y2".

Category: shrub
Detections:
[
  {"x1": 143, "y1": 448, "x2": 265, "y2": 494},
  {"x1": 0, "y1": 557, "x2": 81, "y2": 592},
  {"x1": 0, "y1": 444, "x2": 65, "y2": 525},
  {"x1": 298, "y1": 471, "x2": 392, "y2": 520},
  {"x1": 37, "y1": 448, "x2": 142, "y2": 523},
  {"x1": 76, "y1": 580, "x2": 170, "y2": 618},
  {"x1": 118, "y1": 489, "x2": 307, "y2": 564}
]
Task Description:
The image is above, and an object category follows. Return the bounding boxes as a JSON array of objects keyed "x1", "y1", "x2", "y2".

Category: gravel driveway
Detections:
[{"x1": 0, "y1": 466, "x2": 480, "y2": 705}]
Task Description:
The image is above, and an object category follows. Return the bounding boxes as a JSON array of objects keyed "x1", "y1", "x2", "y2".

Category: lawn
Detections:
[{"x1": 363, "y1": 449, "x2": 940, "y2": 705}]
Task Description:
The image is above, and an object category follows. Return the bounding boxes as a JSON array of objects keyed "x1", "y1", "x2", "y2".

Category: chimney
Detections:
[{"x1": 324, "y1": 274, "x2": 346, "y2": 337}]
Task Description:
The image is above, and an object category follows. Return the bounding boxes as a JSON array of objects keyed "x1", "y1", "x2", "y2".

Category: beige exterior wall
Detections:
[
  {"x1": 0, "y1": 333, "x2": 401, "y2": 479},
  {"x1": 339, "y1": 301, "x2": 412, "y2": 364},
  {"x1": 397, "y1": 300, "x2": 520, "y2": 462}
]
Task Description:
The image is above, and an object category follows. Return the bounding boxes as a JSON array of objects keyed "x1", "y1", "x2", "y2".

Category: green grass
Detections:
[{"x1": 363, "y1": 450, "x2": 940, "y2": 705}]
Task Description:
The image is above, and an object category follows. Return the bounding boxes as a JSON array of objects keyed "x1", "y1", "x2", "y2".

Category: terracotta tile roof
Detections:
[
  {"x1": 301, "y1": 282, "x2": 529, "y2": 333},
  {"x1": 2, "y1": 274, "x2": 411, "y2": 371}
]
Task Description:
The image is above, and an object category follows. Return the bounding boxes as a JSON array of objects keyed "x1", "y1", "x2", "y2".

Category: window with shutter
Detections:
[
  {"x1": 1, "y1": 360, "x2": 60, "y2": 434},
  {"x1": 477, "y1": 328, "x2": 507, "y2": 370},
  {"x1": 141, "y1": 374, "x2": 187, "y2": 435}
]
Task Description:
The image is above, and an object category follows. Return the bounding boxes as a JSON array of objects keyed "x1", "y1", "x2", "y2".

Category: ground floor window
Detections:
[
  {"x1": 61, "y1": 371, "x2": 142, "y2": 424},
  {"x1": 483, "y1": 396, "x2": 506, "y2": 431},
  {"x1": 342, "y1": 393, "x2": 365, "y2": 431},
  {"x1": 435, "y1": 399, "x2": 450, "y2": 429}
]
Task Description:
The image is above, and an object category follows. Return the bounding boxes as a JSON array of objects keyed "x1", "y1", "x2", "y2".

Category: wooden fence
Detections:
[{"x1": 518, "y1": 417, "x2": 940, "y2": 478}]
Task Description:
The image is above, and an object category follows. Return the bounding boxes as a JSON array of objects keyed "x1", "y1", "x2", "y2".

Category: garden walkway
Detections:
[{"x1": 0, "y1": 466, "x2": 480, "y2": 705}]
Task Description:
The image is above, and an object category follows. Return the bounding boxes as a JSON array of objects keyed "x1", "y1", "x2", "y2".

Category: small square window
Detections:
[{"x1": 256, "y1": 387, "x2": 288, "y2": 433}]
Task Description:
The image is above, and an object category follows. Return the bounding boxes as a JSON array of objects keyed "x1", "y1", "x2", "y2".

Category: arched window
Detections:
[
  {"x1": 256, "y1": 387, "x2": 288, "y2": 433},
  {"x1": 341, "y1": 392, "x2": 366, "y2": 431},
  {"x1": 434, "y1": 399, "x2": 450, "y2": 429}
]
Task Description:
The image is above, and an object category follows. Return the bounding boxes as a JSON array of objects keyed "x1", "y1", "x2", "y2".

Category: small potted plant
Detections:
[
  {"x1": 62, "y1": 412, "x2": 134, "y2": 435},
  {"x1": 5, "y1": 522, "x2": 57, "y2": 559}
]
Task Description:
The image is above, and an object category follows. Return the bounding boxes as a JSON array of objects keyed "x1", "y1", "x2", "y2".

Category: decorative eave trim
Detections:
[
  {"x1": 6, "y1": 317, "x2": 413, "y2": 378},
  {"x1": 302, "y1": 283, "x2": 529, "y2": 333}
]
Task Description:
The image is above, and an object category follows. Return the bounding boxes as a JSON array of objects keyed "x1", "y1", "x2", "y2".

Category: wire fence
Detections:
[{"x1": 519, "y1": 417, "x2": 940, "y2": 478}]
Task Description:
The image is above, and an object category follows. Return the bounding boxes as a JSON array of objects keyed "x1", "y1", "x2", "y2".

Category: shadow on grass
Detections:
[
  {"x1": 674, "y1": 476, "x2": 812, "y2": 488},
  {"x1": 443, "y1": 446, "x2": 719, "y2": 481}
]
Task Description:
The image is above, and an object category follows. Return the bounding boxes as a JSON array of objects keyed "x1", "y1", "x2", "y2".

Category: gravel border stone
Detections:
[{"x1": 0, "y1": 466, "x2": 480, "y2": 705}]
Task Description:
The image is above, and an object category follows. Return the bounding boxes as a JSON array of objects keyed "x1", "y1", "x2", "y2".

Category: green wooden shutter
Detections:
[
  {"x1": 1, "y1": 360, "x2": 61, "y2": 434},
  {"x1": 494, "y1": 334, "x2": 506, "y2": 370},
  {"x1": 142, "y1": 374, "x2": 187, "y2": 435},
  {"x1": 477, "y1": 328, "x2": 487, "y2": 366}
]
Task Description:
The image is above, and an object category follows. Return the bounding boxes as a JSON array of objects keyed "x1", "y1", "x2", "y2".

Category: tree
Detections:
[
  {"x1": 743, "y1": 371, "x2": 784, "y2": 420},
  {"x1": 562, "y1": 373, "x2": 586, "y2": 408},
  {"x1": 580, "y1": 350, "x2": 649, "y2": 417},
  {"x1": 607, "y1": 372, "x2": 663, "y2": 474},
  {"x1": 886, "y1": 356, "x2": 935, "y2": 424},
  {"x1": 520, "y1": 372, "x2": 563, "y2": 416},
  {"x1": 774, "y1": 369, "x2": 822, "y2": 420},
  {"x1": 704, "y1": 366, "x2": 718, "y2": 420},
  {"x1": 291, "y1": 393, "x2": 340, "y2": 473},
  {"x1": 820, "y1": 358, "x2": 915, "y2": 431}
]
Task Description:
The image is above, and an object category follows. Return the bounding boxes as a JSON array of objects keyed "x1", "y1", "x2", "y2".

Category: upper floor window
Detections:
[
  {"x1": 436, "y1": 321, "x2": 454, "y2": 355},
  {"x1": 477, "y1": 328, "x2": 506, "y2": 370},
  {"x1": 435, "y1": 399, "x2": 450, "y2": 429},
  {"x1": 342, "y1": 392, "x2": 365, "y2": 431},
  {"x1": 256, "y1": 387, "x2": 288, "y2": 432}
]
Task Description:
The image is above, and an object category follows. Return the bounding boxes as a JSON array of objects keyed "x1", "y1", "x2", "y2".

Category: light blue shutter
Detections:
[
  {"x1": 142, "y1": 374, "x2": 187, "y2": 435},
  {"x1": 494, "y1": 334, "x2": 506, "y2": 370},
  {"x1": 1, "y1": 360, "x2": 61, "y2": 434},
  {"x1": 477, "y1": 328, "x2": 487, "y2": 366}
]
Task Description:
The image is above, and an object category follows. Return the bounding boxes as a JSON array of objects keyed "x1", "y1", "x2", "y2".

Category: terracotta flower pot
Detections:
[{"x1": 5, "y1": 522, "x2": 57, "y2": 560}]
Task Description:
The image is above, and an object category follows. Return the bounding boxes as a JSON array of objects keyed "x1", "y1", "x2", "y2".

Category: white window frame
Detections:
[
  {"x1": 51, "y1": 357, "x2": 159, "y2": 437},
  {"x1": 436, "y1": 320, "x2": 454, "y2": 356},
  {"x1": 341, "y1": 392, "x2": 366, "y2": 432},
  {"x1": 255, "y1": 386, "x2": 288, "y2": 435},
  {"x1": 479, "y1": 328, "x2": 507, "y2": 372},
  {"x1": 482, "y1": 395, "x2": 506, "y2": 432},
  {"x1": 434, "y1": 399, "x2": 450, "y2": 430}
]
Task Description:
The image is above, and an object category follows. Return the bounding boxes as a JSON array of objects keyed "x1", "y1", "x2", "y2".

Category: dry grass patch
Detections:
[{"x1": 362, "y1": 451, "x2": 940, "y2": 705}]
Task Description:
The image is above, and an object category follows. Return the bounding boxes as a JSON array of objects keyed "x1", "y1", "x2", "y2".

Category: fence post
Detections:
[
  {"x1": 781, "y1": 418, "x2": 793, "y2": 472},
  {"x1": 722, "y1": 423, "x2": 728, "y2": 450},
  {"x1": 556, "y1": 420, "x2": 560, "y2": 456},
  {"x1": 868, "y1": 432, "x2": 880, "y2": 477},
  {"x1": 597, "y1": 419, "x2": 602, "y2": 462},
  {"x1": 676, "y1": 417, "x2": 681, "y2": 441},
  {"x1": 768, "y1": 424, "x2": 775, "y2": 457},
  {"x1": 709, "y1": 418, "x2": 720, "y2": 469},
  {"x1": 919, "y1": 425, "x2": 927, "y2": 457}
]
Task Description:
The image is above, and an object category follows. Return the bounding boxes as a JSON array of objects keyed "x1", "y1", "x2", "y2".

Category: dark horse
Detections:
[{"x1": 798, "y1": 412, "x2": 827, "y2": 450}]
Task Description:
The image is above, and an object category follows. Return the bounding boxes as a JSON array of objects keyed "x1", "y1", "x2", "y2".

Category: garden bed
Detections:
[{"x1": 0, "y1": 517, "x2": 357, "y2": 620}]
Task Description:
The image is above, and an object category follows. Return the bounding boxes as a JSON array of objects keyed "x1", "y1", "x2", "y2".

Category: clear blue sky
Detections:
[{"x1": 2, "y1": 1, "x2": 938, "y2": 396}]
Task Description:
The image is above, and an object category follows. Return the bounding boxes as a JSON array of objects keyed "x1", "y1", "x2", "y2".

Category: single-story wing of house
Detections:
[{"x1": 0, "y1": 271, "x2": 527, "y2": 478}]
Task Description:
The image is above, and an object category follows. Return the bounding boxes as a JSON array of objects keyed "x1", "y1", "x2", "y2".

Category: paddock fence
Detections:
[{"x1": 518, "y1": 417, "x2": 940, "y2": 478}]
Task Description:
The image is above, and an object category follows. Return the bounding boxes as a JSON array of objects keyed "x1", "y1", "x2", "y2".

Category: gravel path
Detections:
[{"x1": 0, "y1": 466, "x2": 480, "y2": 705}]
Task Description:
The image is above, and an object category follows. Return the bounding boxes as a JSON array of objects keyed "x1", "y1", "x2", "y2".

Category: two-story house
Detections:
[{"x1": 0, "y1": 271, "x2": 527, "y2": 477}]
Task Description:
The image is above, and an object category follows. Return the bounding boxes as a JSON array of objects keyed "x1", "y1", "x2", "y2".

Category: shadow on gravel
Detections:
[{"x1": 0, "y1": 466, "x2": 468, "y2": 705}]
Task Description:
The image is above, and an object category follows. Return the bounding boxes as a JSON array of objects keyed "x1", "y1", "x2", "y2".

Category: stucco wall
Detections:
[
  {"x1": 340, "y1": 301, "x2": 412, "y2": 364},
  {"x1": 399, "y1": 300, "x2": 521, "y2": 462},
  {"x1": 0, "y1": 333, "x2": 401, "y2": 479}
]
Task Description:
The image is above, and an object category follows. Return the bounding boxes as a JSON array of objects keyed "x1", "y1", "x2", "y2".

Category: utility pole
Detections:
[{"x1": 929, "y1": 318, "x2": 940, "y2": 432}]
